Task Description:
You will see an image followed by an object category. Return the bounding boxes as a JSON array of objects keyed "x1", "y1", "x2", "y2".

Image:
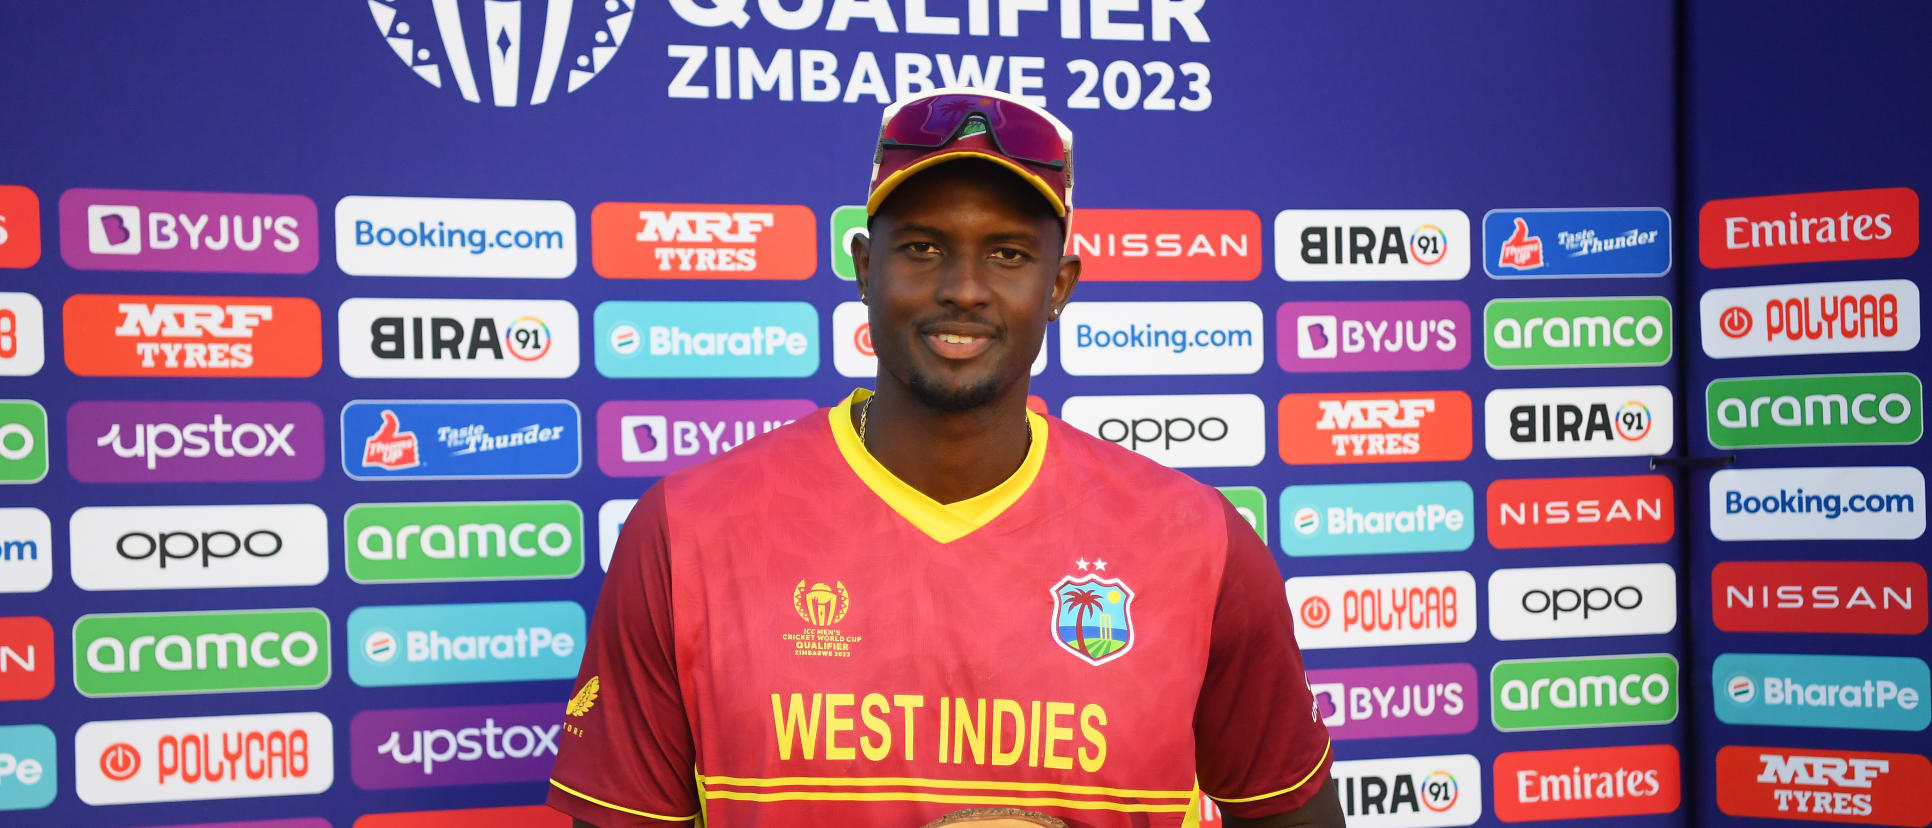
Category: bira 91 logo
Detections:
[
  {"x1": 0, "y1": 507, "x2": 52, "y2": 594},
  {"x1": 592, "y1": 202, "x2": 815, "y2": 279},
  {"x1": 1712, "y1": 561, "x2": 1927, "y2": 636},
  {"x1": 1699, "y1": 187, "x2": 1920, "y2": 269},
  {"x1": 594, "y1": 300, "x2": 818, "y2": 378},
  {"x1": 335, "y1": 195, "x2": 576, "y2": 278},
  {"x1": 74, "y1": 712, "x2": 334, "y2": 805},
  {"x1": 350, "y1": 703, "x2": 560, "y2": 790},
  {"x1": 1065, "y1": 208, "x2": 1262, "y2": 281},
  {"x1": 1701, "y1": 279, "x2": 1921, "y2": 358},
  {"x1": 1275, "y1": 209, "x2": 1471, "y2": 281},
  {"x1": 596, "y1": 399, "x2": 816, "y2": 477},
  {"x1": 1484, "y1": 385, "x2": 1674, "y2": 460},
  {"x1": 339, "y1": 298, "x2": 580, "y2": 379},
  {"x1": 73, "y1": 608, "x2": 331, "y2": 697},
  {"x1": 1279, "y1": 391, "x2": 1473, "y2": 465},
  {"x1": 0, "y1": 185, "x2": 42, "y2": 270},
  {"x1": 1487, "y1": 563, "x2": 1679, "y2": 641},
  {"x1": 1715, "y1": 653, "x2": 1929, "y2": 733},
  {"x1": 347, "y1": 601, "x2": 583, "y2": 688},
  {"x1": 1277, "y1": 300, "x2": 1470, "y2": 373},
  {"x1": 1278, "y1": 481, "x2": 1474, "y2": 557},
  {"x1": 0, "y1": 617, "x2": 55, "y2": 702},
  {"x1": 343, "y1": 400, "x2": 580, "y2": 480},
  {"x1": 832, "y1": 301, "x2": 1047, "y2": 379},
  {"x1": 346, "y1": 501, "x2": 584, "y2": 584},
  {"x1": 1717, "y1": 746, "x2": 1932, "y2": 826},
  {"x1": 1305, "y1": 663, "x2": 1477, "y2": 740},
  {"x1": 1331, "y1": 754, "x2": 1483, "y2": 828},
  {"x1": 0, "y1": 401, "x2": 48, "y2": 485},
  {"x1": 1707, "y1": 372, "x2": 1922, "y2": 449},
  {"x1": 0, "y1": 292, "x2": 46, "y2": 376},
  {"x1": 62, "y1": 294, "x2": 322, "y2": 377},
  {"x1": 67, "y1": 504, "x2": 329, "y2": 591},
  {"x1": 1061, "y1": 394, "x2": 1266, "y2": 469},
  {"x1": 0, "y1": 723, "x2": 56, "y2": 811},
  {"x1": 66, "y1": 401, "x2": 323, "y2": 483},
  {"x1": 1711, "y1": 466, "x2": 1925, "y2": 541},
  {"x1": 1482, "y1": 208, "x2": 1671, "y2": 279},
  {"x1": 1059, "y1": 301, "x2": 1264, "y2": 376},
  {"x1": 1493, "y1": 744, "x2": 1681, "y2": 822},
  {"x1": 1491, "y1": 654, "x2": 1679, "y2": 731},
  {"x1": 1285, "y1": 570, "x2": 1476, "y2": 650},
  {"x1": 1487, "y1": 475, "x2": 1675, "y2": 549},
  {"x1": 58, "y1": 188, "x2": 318, "y2": 273},
  {"x1": 1483, "y1": 297, "x2": 1672, "y2": 369}
]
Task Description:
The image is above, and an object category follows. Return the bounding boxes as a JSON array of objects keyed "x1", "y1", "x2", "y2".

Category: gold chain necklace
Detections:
[{"x1": 860, "y1": 397, "x2": 1032, "y2": 452}]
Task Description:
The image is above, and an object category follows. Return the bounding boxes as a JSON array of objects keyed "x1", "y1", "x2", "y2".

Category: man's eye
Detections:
[
  {"x1": 904, "y1": 242, "x2": 939, "y2": 255},
  {"x1": 992, "y1": 248, "x2": 1030, "y2": 262}
]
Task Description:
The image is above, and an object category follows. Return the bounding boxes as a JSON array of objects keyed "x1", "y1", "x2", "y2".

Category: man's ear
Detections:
[
  {"x1": 851, "y1": 229, "x2": 872, "y2": 303},
  {"x1": 1048, "y1": 254, "x2": 1081, "y2": 320}
]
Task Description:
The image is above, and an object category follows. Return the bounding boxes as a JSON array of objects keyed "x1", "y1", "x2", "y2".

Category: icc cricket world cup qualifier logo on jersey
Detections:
[
  {"x1": 1052, "y1": 560, "x2": 1137, "y2": 666},
  {"x1": 786, "y1": 580, "x2": 863, "y2": 658}
]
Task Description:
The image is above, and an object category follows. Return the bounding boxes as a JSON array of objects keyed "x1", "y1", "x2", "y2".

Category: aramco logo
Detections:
[
  {"x1": 793, "y1": 580, "x2": 849, "y2": 627},
  {"x1": 367, "y1": 0, "x2": 636, "y2": 107}
]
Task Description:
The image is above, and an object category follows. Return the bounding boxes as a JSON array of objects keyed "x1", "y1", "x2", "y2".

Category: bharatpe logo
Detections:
[
  {"x1": 1494, "y1": 744, "x2": 1681, "y2": 822},
  {"x1": 351, "y1": 703, "x2": 560, "y2": 789},
  {"x1": 67, "y1": 504, "x2": 329, "y2": 591},
  {"x1": 366, "y1": 0, "x2": 636, "y2": 106},
  {"x1": 1330, "y1": 754, "x2": 1483, "y2": 828},
  {"x1": 62, "y1": 294, "x2": 324, "y2": 378},
  {"x1": 73, "y1": 712, "x2": 334, "y2": 805},
  {"x1": 1484, "y1": 385, "x2": 1674, "y2": 460},
  {"x1": 1067, "y1": 208, "x2": 1263, "y2": 281},
  {"x1": 1305, "y1": 663, "x2": 1477, "y2": 740},
  {"x1": 0, "y1": 723, "x2": 56, "y2": 811},
  {"x1": 1716, "y1": 745, "x2": 1932, "y2": 825},
  {"x1": 1701, "y1": 279, "x2": 1920, "y2": 359},
  {"x1": 73, "y1": 609, "x2": 330, "y2": 697},
  {"x1": 342, "y1": 400, "x2": 580, "y2": 480},
  {"x1": 1274, "y1": 209, "x2": 1471, "y2": 281},
  {"x1": 1712, "y1": 561, "x2": 1927, "y2": 636},
  {"x1": 594, "y1": 300, "x2": 817, "y2": 378},
  {"x1": 58, "y1": 188, "x2": 318, "y2": 274},
  {"x1": 1285, "y1": 570, "x2": 1476, "y2": 650},
  {"x1": 596, "y1": 399, "x2": 815, "y2": 477},
  {"x1": 1059, "y1": 301, "x2": 1264, "y2": 376},
  {"x1": 66, "y1": 401, "x2": 323, "y2": 483},
  {"x1": 1061, "y1": 393, "x2": 1266, "y2": 469},
  {"x1": 1711, "y1": 466, "x2": 1925, "y2": 541},
  {"x1": 347, "y1": 601, "x2": 583, "y2": 688},
  {"x1": 1714, "y1": 653, "x2": 1929, "y2": 732},
  {"x1": 1277, "y1": 300, "x2": 1470, "y2": 373},
  {"x1": 1491, "y1": 653, "x2": 1679, "y2": 731},
  {"x1": 1708, "y1": 372, "x2": 1923, "y2": 449},
  {"x1": 833, "y1": 301, "x2": 1046, "y2": 379},
  {"x1": 0, "y1": 292, "x2": 47, "y2": 377},
  {"x1": 1278, "y1": 481, "x2": 1473, "y2": 557},
  {"x1": 0, "y1": 401, "x2": 48, "y2": 484},
  {"x1": 336, "y1": 196, "x2": 576, "y2": 278},
  {"x1": 1483, "y1": 297, "x2": 1672, "y2": 369},
  {"x1": 346, "y1": 501, "x2": 584, "y2": 584},
  {"x1": 0, "y1": 508, "x2": 53, "y2": 594},
  {"x1": 1487, "y1": 563, "x2": 1679, "y2": 641},
  {"x1": 1699, "y1": 186, "x2": 1920, "y2": 269},
  {"x1": 592, "y1": 202, "x2": 816, "y2": 279},
  {"x1": 339, "y1": 298, "x2": 581, "y2": 379},
  {"x1": 1483, "y1": 208, "x2": 1671, "y2": 278}
]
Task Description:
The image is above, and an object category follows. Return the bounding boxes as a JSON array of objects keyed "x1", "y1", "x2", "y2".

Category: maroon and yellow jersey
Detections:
[{"x1": 549, "y1": 390, "x2": 1332, "y2": 827}]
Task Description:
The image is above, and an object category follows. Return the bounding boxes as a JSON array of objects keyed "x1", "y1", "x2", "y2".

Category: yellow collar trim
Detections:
[{"x1": 830, "y1": 389, "x2": 1047, "y2": 544}]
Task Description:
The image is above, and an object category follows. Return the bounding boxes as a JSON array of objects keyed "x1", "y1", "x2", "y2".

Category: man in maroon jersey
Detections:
[{"x1": 550, "y1": 87, "x2": 1341, "y2": 828}]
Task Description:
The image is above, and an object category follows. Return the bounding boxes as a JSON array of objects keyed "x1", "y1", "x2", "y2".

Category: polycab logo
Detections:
[
  {"x1": 1701, "y1": 279, "x2": 1920, "y2": 358},
  {"x1": 1061, "y1": 394, "x2": 1266, "y2": 469},
  {"x1": 0, "y1": 186, "x2": 42, "y2": 270},
  {"x1": 1066, "y1": 208, "x2": 1262, "y2": 281},
  {"x1": 596, "y1": 399, "x2": 816, "y2": 477},
  {"x1": 1711, "y1": 466, "x2": 1925, "y2": 541},
  {"x1": 833, "y1": 300, "x2": 1046, "y2": 378},
  {"x1": 342, "y1": 400, "x2": 581, "y2": 480},
  {"x1": 1482, "y1": 208, "x2": 1671, "y2": 279},
  {"x1": 346, "y1": 501, "x2": 584, "y2": 584},
  {"x1": 1305, "y1": 663, "x2": 1477, "y2": 740},
  {"x1": 1493, "y1": 744, "x2": 1680, "y2": 822},
  {"x1": 0, "y1": 508, "x2": 53, "y2": 594},
  {"x1": 592, "y1": 202, "x2": 815, "y2": 279},
  {"x1": 1059, "y1": 301, "x2": 1264, "y2": 375},
  {"x1": 1716, "y1": 746, "x2": 1932, "y2": 825},
  {"x1": 1484, "y1": 385, "x2": 1674, "y2": 460},
  {"x1": 354, "y1": 806, "x2": 571, "y2": 827},
  {"x1": 347, "y1": 601, "x2": 584, "y2": 688},
  {"x1": 1490, "y1": 654, "x2": 1679, "y2": 731},
  {"x1": 1712, "y1": 561, "x2": 1927, "y2": 635},
  {"x1": 350, "y1": 703, "x2": 560, "y2": 789},
  {"x1": 0, "y1": 724, "x2": 56, "y2": 812},
  {"x1": 1279, "y1": 390, "x2": 1473, "y2": 465},
  {"x1": 1277, "y1": 300, "x2": 1470, "y2": 373},
  {"x1": 0, "y1": 293, "x2": 45, "y2": 376},
  {"x1": 58, "y1": 188, "x2": 318, "y2": 273},
  {"x1": 0, "y1": 401, "x2": 48, "y2": 484},
  {"x1": 339, "y1": 298, "x2": 581, "y2": 379},
  {"x1": 1700, "y1": 187, "x2": 1920, "y2": 268},
  {"x1": 1284, "y1": 570, "x2": 1476, "y2": 650},
  {"x1": 1714, "y1": 653, "x2": 1929, "y2": 732},
  {"x1": 1487, "y1": 563, "x2": 1678, "y2": 641},
  {"x1": 1707, "y1": 372, "x2": 1922, "y2": 449},
  {"x1": 68, "y1": 504, "x2": 329, "y2": 591},
  {"x1": 73, "y1": 608, "x2": 331, "y2": 697},
  {"x1": 336, "y1": 195, "x2": 576, "y2": 278},
  {"x1": 1331, "y1": 754, "x2": 1483, "y2": 828},
  {"x1": 1487, "y1": 475, "x2": 1675, "y2": 549},
  {"x1": 74, "y1": 712, "x2": 334, "y2": 804},
  {"x1": 0, "y1": 617, "x2": 54, "y2": 701},
  {"x1": 594, "y1": 300, "x2": 818, "y2": 378},
  {"x1": 1275, "y1": 209, "x2": 1471, "y2": 281},
  {"x1": 66, "y1": 401, "x2": 323, "y2": 483},
  {"x1": 1483, "y1": 297, "x2": 1672, "y2": 369},
  {"x1": 1278, "y1": 481, "x2": 1474, "y2": 557},
  {"x1": 597, "y1": 498, "x2": 633, "y2": 572},
  {"x1": 63, "y1": 294, "x2": 323, "y2": 377},
  {"x1": 366, "y1": 0, "x2": 633, "y2": 106}
]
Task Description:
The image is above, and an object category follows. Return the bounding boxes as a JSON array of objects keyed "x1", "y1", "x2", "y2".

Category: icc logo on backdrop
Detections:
[{"x1": 366, "y1": 0, "x2": 635, "y2": 106}]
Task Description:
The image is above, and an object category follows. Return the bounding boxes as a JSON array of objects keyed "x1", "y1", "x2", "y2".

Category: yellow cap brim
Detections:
[{"x1": 866, "y1": 150, "x2": 1068, "y2": 218}]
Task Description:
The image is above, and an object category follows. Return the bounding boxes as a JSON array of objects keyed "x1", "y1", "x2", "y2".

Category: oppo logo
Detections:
[
  {"x1": 1062, "y1": 394, "x2": 1264, "y2": 469},
  {"x1": 1489, "y1": 564, "x2": 1678, "y2": 641},
  {"x1": 1094, "y1": 415, "x2": 1228, "y2": 450},
  {"x1": 116, "y1": 528, "x2": 281, "y2": 568},
  {"x1": 69, "y1": 505, "x2": 328, "y2": 591}
]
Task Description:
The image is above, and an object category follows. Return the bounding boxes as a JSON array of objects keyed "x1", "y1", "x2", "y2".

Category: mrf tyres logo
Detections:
[
  {"x1": 335, "y1": 195, "x2": 576, "y2": 278},
  {"x1": 1486, "y1": 563, "x2": 1678, "y2": 641},
  {"x1": 351, "y1": 703, "x2": 561, "y2": 790},
  {"x1": 1060, "y1": 394, "x2": 1265, "y2": 469},
  {"x1": 1277, "y1": 300, "x2": 1470, "y2": 373},
  {"x1": 1058, "y1": 301, "x2": 1264, "y2": 376},
  {"x1": 1330, "y1": 754, "x2": 1483, "y2": 828},
  {"x1": 347, "y1": 601, "x2": 583, "y2": 688},
  {"x1": 1707, "y1": 372, "x2": 1923, "y2": 449},
  {"x1": 1279, "y1": 391, "x2": 1473, "y2": 465},
  {"x1": 1285, "y1": 570, "x2": 1476, "y2": 650},
  {"x1": 347, "y1": 501, "x2": 584, "y2": 584},
  {"x1": 67, "y1": 504, "x2": 329, "y2": 592},
  {"x1": 1717, "y1": 746, "x2": 1932, "y2": 825},
  {"x1": 74, "y1": 609, "x2": 330, "y2": 697},
  {"x1": 339, "y1": 298, "x2": 580, "y2": 379},
  {"x1": 62, "y1": 294, "x2": 323, "y2": 377},
  {"x1": 74, "y1": 712, "x2": 333, "y2": 805},
  {"x1": 1484, "y1": 385, "x2": 1673, "y2": 460},
  {"x1": 66, "y1": 401, "x2": 323, "y2": 484},
  {"x1": 1699, "y1": 186, "x2": 1919, "y2": 269},
  {"x1": 1275, "y1": 209, "x2": 1471, "y2": 281},
  {"x1": 1702, "y1": 279, "x2": 1920, "y2": 359},
  {"x1": 58, "y1": 188, "x2": 316, "y2": 273},
  {"x1": 1067, "y1": 209, "x2": 1263, "y2": 281},
  {"x1": 1279, "y1": 481, "x2": 1473, "y2": 557},
  {"x1": 592, "y1": 202, "x2": 815, "y2": 279},
  {"x1": 1483, "y1": 297, "x2": 1672, "y2": 369},
  {"x1": 1715, "y1": 653, "x2": 1929, "y2": 733},
  {"x1": 1491, "y1": 653, "x2": 1679, "y2": 731},
  {"x1": 366, "y1": 0, "x2": 636, "y2": 106},
  {"x1": 1713, "y1": 561, "x2": 1927, "y2": 636},
  {"x1": 1711, "y1": 466, "x2": 1924, "y2": 541},
  {"x1": 344, "y1": 400, "x2": 580, "y2": 480}
]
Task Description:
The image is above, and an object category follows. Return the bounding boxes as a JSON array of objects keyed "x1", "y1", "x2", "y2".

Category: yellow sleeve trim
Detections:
[
  {"x1": 551, "y1": 779, "x2": 700, "y2": 822},
  {"x1": 1205, "y1": 739, "x2": 1332, "y2": 805}
]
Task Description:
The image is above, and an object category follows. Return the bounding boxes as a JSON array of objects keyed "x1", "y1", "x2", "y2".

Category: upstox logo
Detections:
[
  {"x1": 338, "y1": 298, "x2": 581, "y2": 379},
  {"x1": 335, "y1": 196, "x2": 575, "y2": 278},
  {"x1": 1491, "y1": 653, "x2": 1679, "y2": 731},
  {"x1": 347, "y1": 601, "x2": 583, "y2": 688},
  {"x1": 73, "y1": 608, "x2": 330, "y2": 697},
  {"x1": 0, "y1": 724, "x2": 56, "y2": 812},
  {"x1": 1716, "y1": 653, "x2": 1929, "y2": 732},
  {"x1": 1279, "y1": 481, "x2": 1473, "y2": 557},
  {"x1": 0, "y1": 401, "x2": 48, "y2": 484},
  {"x1": 592, "y1": 202, "x2": 815, "y2": 279},
  {"x1": 594, "y1": 300, "x2": 817, "y2": 378},
  {"x1": 1711, "y1": 466, "x2": 1925, "y2": 541},
  {"x1": 1707, "y1": 372, "x2": 1923, "y2": 449},
  {"x1": 1484, "y1": 297, "x2": 1671, "y2": 369},
  {"x1": 346, "y1": 501, "x2": 584, "y2": 584},
  {"x1": 1058, "y1": 301, "x2": 1263, "y2": 375}
]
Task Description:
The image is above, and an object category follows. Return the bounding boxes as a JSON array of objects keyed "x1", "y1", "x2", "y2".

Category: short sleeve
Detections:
[
  {"x1": 1193, "y1": 498, "x2": 1334, "y2": 819},
  {"x1": 548, "y1": 484, "x2": 701, "y2": 826}
]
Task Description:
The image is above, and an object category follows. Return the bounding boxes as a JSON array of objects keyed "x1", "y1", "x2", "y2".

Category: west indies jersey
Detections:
[{"x1": 549, "y1": 390, "x2": 1332, "y2": 827}]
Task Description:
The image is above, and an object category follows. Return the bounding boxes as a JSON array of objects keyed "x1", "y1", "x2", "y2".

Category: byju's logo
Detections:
[
  {"x1": 339, "y1": 298, "x2": 581, "y2": 379},
  {"x1": 66, "y1": 401, "x2": 323, "y2": 483},
  {"x1": 0, "y1": 401, "x2": 47, "y2": 484},
  {"x1": 1275, "y1": 209, "x2": 1471, "y2": 281},
  {"x1": 1285, "y1": 571, "x2": 1476, "y2": 650},
  {"x1": 592, "y1": 202, "x2": 815, "y2": 279},
  {"x1": 0, "y1": 724, "x2": 55, "y2": 811},
  {"x1": 1278, "y1": 481, "x2": 1473, "y2": 557},
  {"x1": 0, "y1": 186, "x2": 42, "y2": 270},
  {"x1": 1707, "y1": 372, "x2": 1922, "y2": 449},
  {"x1": 1700, "y1": 187, "x2": 1920, "y2": 269},
  {"x1": 74, "y1": 712, "x2": 333, "y2": 805},
  {"x1": 62, "y1": 294, "x2": 323, "y2": 377},
  {"x1": 596, "y1": 399, "x2": 815, "y2": 477},
  {"x1": 67, "y1": 504, "x2": 329, "y2": 591},
  {"x1": 1067, "y1": 209, "x2": 1263, "y2": 281},
  {"x1": 1712, "y1": 561, "x2": 1927, "y2": 636},
  {"x1": 1277, "y1": 300, "x2": 1469, "y2": 373},
  {"x1": 1487, "y1": 475, "x2": 1675, "y2": 549},
  {"x1": 1329, "y1": 754, "x2": 1483, "y2": 828},
  {"x1": 1483, "y1": 297, "x2": 1672, "y2": 368},
  {"x1": 336, "y1": 195, "x2": 576, "y2": 278},
  {"x1": 1487, "y1": 563, "x2": 1679, "y2": 641},
  {"x1": 0, "y1": 293, "x2": 45, "y2": 376},
  {"x1": 1305, "y1": 663, "x2": 1476, "y2": 740},
  {"x1": 1279, "y1": 391, "x2": 1473, "y2": 465},
  {"x1": 1491, "y1": 654, "x2": 1679, "y2": 731},
  {"x1": 74, "y1": 608, "x2": 331, "y2": 697},
  {"x1": 832, "y1": 301, "x2": 1046, "y2": 379},
  {"x1": 1484, "y1": 385, "x2": 1674, "y2": 460},
  {"x1": 346, "y1": 501, "x2": 584, "y2": 584},
  {"x1": 0, "y1": 617, "x2": 55, "y2": 701},
  {"x1": 351, "y1": 703, "x2": 560, "y2": 789},
  {"x1": 594, "y1": 300, "x2": 817, "y2": 378},
  {"x1": 1059, "y1": 301, "x2": 1263, "y2": 375},
  {"x1": 1493, "y1": 745, "x2": 1680, "y2": 822},
  {"x1": 1717, "y1": 746, "x2": 1932, "y2": 825},
  {"x1": 1482, "y1": 208, "x2": 1671, "y2": 278},
  {"x1": 58, "y1": 188, "x2": 318, "y2": 273},
  {"x1": 366, "y1": 0, "x2": 635, "y2": 106},
  {"x1": 347, "y1": 601, "x2": 583, "y2": 688},
  {"x1": 1700, "y1": 279, "x2": 1920, "y2": 358},
  {"x1": 342, "y1": 400, "x2": 580, "y2": 480},
  {"x1": 0, "y1": 508, "x2": 52, "y2": 594},
  {"x1": 1711, "y1": 466, "x2": 1925, "y2": 541},
  {"x1": 1715, "y1": 653, "x2": 1929, "y2": 732},
  {"x1": 1061, "y1": 394, "x2": 1265, "y2": 469}
]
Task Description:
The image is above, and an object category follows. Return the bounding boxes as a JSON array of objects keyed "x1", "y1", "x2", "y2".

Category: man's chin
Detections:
[{"x1": 906, "y1": 370, "x2": 1003, "y2": 413}]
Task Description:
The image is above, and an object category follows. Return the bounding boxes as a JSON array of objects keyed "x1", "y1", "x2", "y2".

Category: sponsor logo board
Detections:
[
  {"x1": 0, "y1": 724, "x2": 55, "y2": 811},
  {"x1": 1305, "y1": 663, "x2": 1477, "y2": 740},
  {"x1": 346, "y1": 501, "x2": 583, "y2": 584},
  {"x1": 1702, "y1": 279, "x2": 1920, "y2": 358},
  {"x1": 350, "y1": 703, "x2": 559, "y2": 789},
  {"x1": 1277, "y1": 300, "x2": 1470, "y2": 373},
  {"x1": 347, "y1": 601, "x2": 584, "y2": 687},
  {"x1": 0, "y1": 617, "x2": 55, "y2": 701},
  {"x1": 342, "y1": 400, "x2": 580, "y2": 480},
  {"x1": 1483, "y1": 208, "x2": 1671, "y2": 278},
  {"x1": 66, "y1": 401, "x2": 323, "y2": 483},
  {"x1": 352, "y1": 806, "x2": 571, "y2": 827},
  {"x1": 0, "y1": 293, "x2": 45, "y2": 376},
  {"x1": 335, "y1": 195, "x2": 575, "y2": 278},
  {"x1": 1490, "y1": 654, "x2": 1679, "y2": 731},
  {"x1": 1716, "y1": 745, "x2": 1932, "y2": 825},
  {"x1": 596, "y1": 399, "x2": 817, "y2": 477},
  {"x1": 1716, "y1": 653, "x2": 1929, "y2": 732},
  {"x1": 0, "y1": 508, "x2": 52, "y2": 593},
  {"x1": 1061, "y1": 394, "x2": 1265, "y2": 468},
  {"x1": 1487, "y1": 563, "x2": 1678, "y2": 641},
  {"x1": 1700, "y1": 187, "x2": 1919, "y2": 268},
  {"x1": 1285, "y1": 571, "x2": 1476, "y2": 650},
  {"x1": 1067, "y1": 208, "x2": 1263, "y2": 281},
  {"x1": 1484, "y1": 385, "x2": 1673, "y2": 460},
  {"x1": 594, "y1": 300, "x2": 817, "y2": 378},
  {"x1": 829, "y1": 204, "x2": 865, "y2": 280},
  {"x1": 1492, "y1": 744, "x2": 1680, "y2": 822},
  {"x1": 73, "y1": 608, "x2": 330, "y2": 697},
  {"x1": 338, "y1": 298, "x2": 580, "y2": 379},
  {"x1": 1332, "y1": 753, "x2": 1483, "y2": 827},
  {"x1": 74, "y1": 712, "x2": 333, "y2": 804},
  {"x1": 1487, "y1": 475, "x2": 1675, "y2": 549},
  {"x1": 1712, "y1": 561, "x2": 1927, "y2": 635},
  {"x1": 62, "y1": 294, "x2": 321, "y2": 377},
  {"x1": 1483, "y1": 297, "x2": 1672, "y2": 368},
  {"x1": 592, "y1": 202, "x2": 814, "y2": 279},
  {"x1": 0, "y1": 401, "x2": 47, "y2": 484},
  {"x1": 1059, "y1": 301, "x2": 1263, "y2": 375},
  {"x1": 58, "y1": 188, "x2": 318, "y2": 273},
  {"x1": 0, "y1": 186, "x2": 42, "y2": 270},
  {"x1": 69, "y1": 504, "x2": 328, "y2": 591},
  {"x1": 1218, "y1": 486, "x2": 1267, "y2": 540},
  {"x1": 1279, "y1": 391, "x2": 1472, "y2": 465},
  {"x1": 1712, "y1": 466, "x2": 1924, "y2": 541},
  {"x1": 1279, "y1": 481, "x2": 1473, "y2": 556},
  {"x1": 597, "y1": 498, "x2": 633, "y2": 573},
  {"x1": 1707, "y1": 372, "x2": 1922, "y2": 449},
  {"x1": 1275, "y1": 209, "x2": 1471, "y2": 281},
  {"x1": 833, "y1": 300, "x2": 1044, "y2": 378}
]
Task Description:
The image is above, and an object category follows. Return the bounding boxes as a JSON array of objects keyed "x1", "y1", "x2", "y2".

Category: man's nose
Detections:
[{"x1": 933, "y1": 256, "x2": 994, "y2": 309}]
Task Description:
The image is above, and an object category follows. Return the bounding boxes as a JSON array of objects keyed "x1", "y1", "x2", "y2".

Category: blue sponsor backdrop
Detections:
[{"x1": 341, "y1": 399, "x2": 582, "y2": 480}]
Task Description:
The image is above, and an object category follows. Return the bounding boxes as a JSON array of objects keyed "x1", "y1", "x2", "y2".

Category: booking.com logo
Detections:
[{"x1": 366, "y1": 0, "x2": 637, "y2": 107}]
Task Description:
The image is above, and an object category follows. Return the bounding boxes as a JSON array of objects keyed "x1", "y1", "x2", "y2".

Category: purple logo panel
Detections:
[
  {"x1": 350, "y1": 703, "x2": 561, "y2": 790},
  {"x1": 66, "y1": 401, "x2": 324, "y2": 482},
  {"x1": 1276, "y1": 300, "x2": 1471, "y2": 372},
  {"x1": 596, "y1": 399, "x2": 818, "y2": 477},
  {"x1": 1305, "y1": 662, "x2": 1478, "y2": 740},
  {"x1": 58, "y1": 187, "x2": 319, "y2": 273}
]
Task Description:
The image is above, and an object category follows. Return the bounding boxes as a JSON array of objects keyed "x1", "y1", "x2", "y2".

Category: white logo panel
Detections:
[
  {"x1": 1058, "y1": 301, "x2": 1264, "y2": 375},
  {"x1": 1061, "y1": 394, "x2": 1265, "y2": 468},
  {"x1": 1701, "y1": 279, "x2": 1920, "y2": 358},
  {"x1": 338, "y1": 297, "x2": 580, "y2": 378},
  {"x1": 1711, "y1": 466, "x2": 1925, "y2": 540},
  {"x1": 0, "y1": 292, "x2": 45, "y2": 376},
  {"x1": 335, "y1": 196, "x2": 576, "y2": 278},
  {"x1": 1488, "y1": 563, "x2": 1679, "y2": 641},
  {"x1": 1285, "y1": 570, "x2": 1477, "y2": 649},
  {"x1": 75, "y1": 712, "x2": 334, "y2": 805},
  {"x1": 69, "y1": 504, "x2": 329, "y2": 591},
  {"x1": 0, "y1": 507, "x2": 52, "y2": 593},
  {"x1": 1484, "y1": 385, "x2": 1675, "y2": 459},
  {"x1": 1275, "y1": 209, "x2": 1471, "y2": 281},
  {"x1": 1331, "y1": 753, "x2": 1484, "y2": 827}
]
